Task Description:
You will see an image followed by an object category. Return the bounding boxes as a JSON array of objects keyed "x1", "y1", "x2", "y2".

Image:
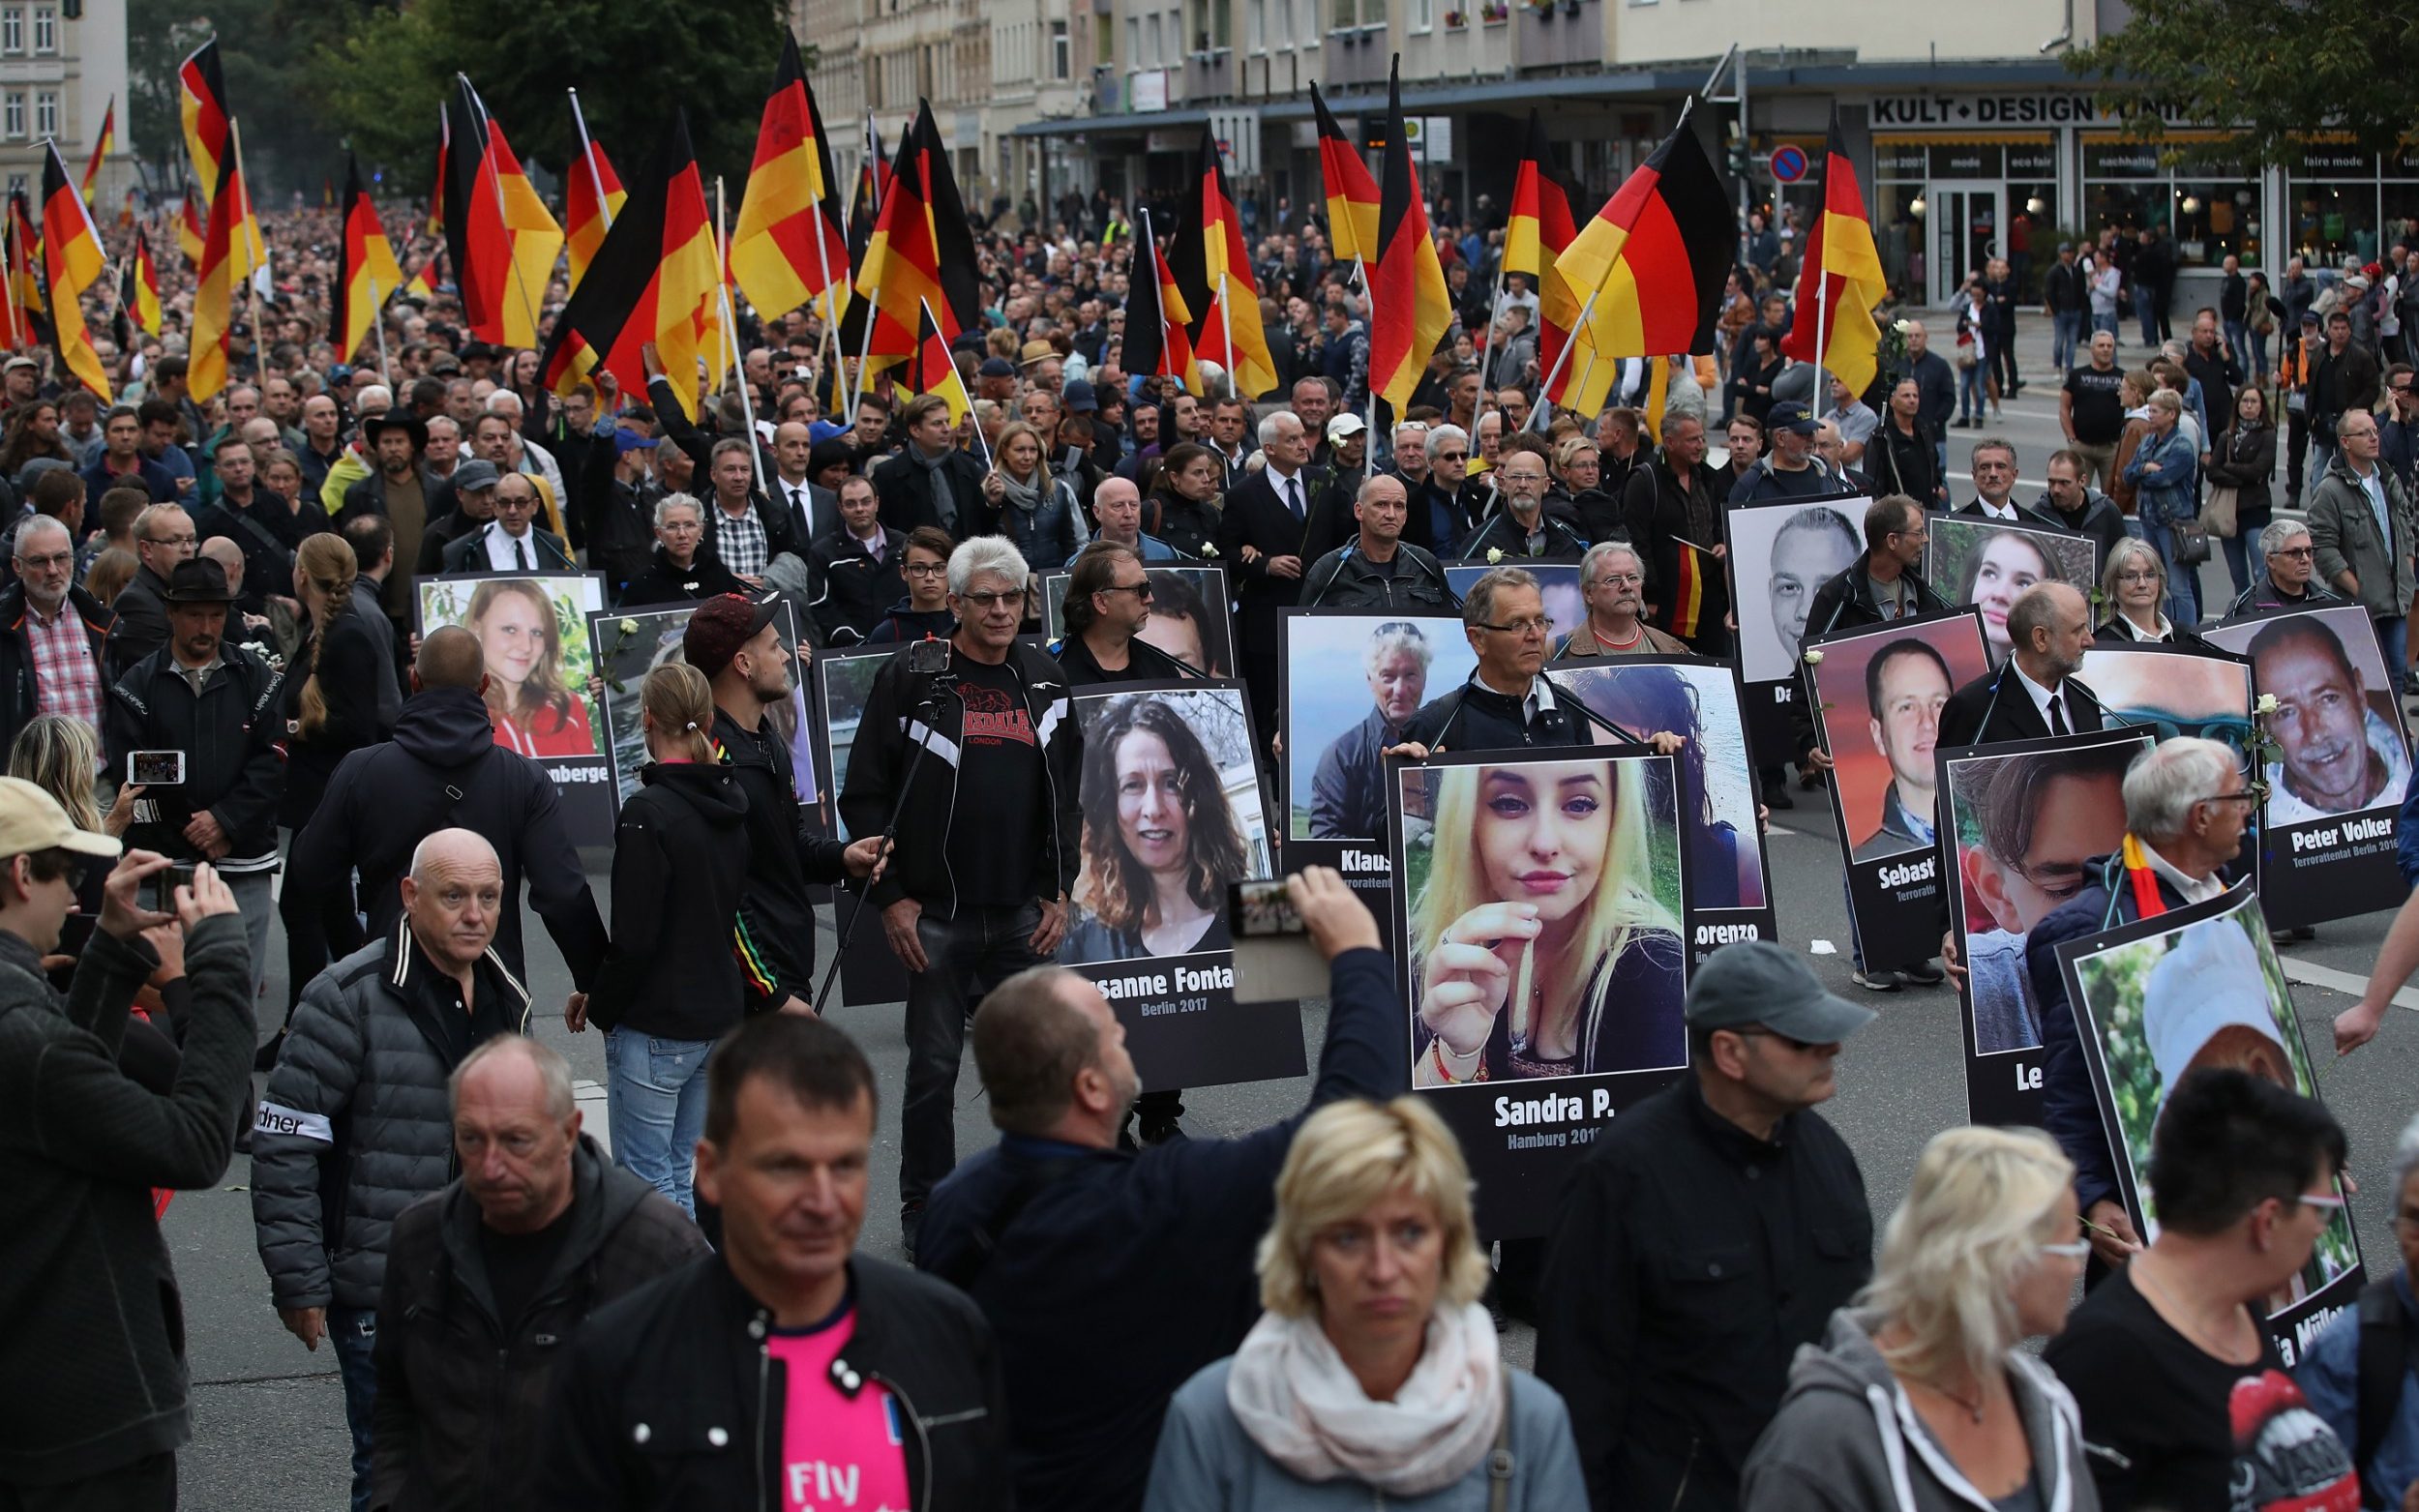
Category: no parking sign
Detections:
[{"x1": 1769, "y1": 143, "x2": 1809, "y2": 184}]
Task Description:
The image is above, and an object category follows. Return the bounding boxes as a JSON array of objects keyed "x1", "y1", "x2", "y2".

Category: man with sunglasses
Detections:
[
  {"x1": 2228, "y1": 519, "x2": 2341, "y2": 616},
  {"x1": 1050, "y1": 541, "x2": 1200, "y2": 684},
  {"x1": 1537, "y1": 939, "x2": 1875, "y2": 1512},
  {"x1": 843, "y1": 535, "x2": 1079, "y2": 1260},
  {"x1": 2017, "y1": 737, "x2": 2255, "y2": 1273}
]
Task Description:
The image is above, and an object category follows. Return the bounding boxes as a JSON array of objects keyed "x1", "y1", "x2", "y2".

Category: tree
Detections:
[
  {"x1": 2066, "y1": 0, "x2": 2419, "y2": 168},
  {"x1": 312, "y1": 0, "x2": 795, "y2": 197},
  {"x1": 128, "y1": 0, "x2": 383, "y2": 198}
]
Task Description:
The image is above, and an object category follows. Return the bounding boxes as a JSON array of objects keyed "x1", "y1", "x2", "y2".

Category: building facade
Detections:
[{"x1": 0, "y1": 0, "x2": 125, "y2": 206}]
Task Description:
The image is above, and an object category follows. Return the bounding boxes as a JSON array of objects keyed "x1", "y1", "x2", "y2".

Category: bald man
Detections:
[
  {"x1": 254, "y1": 827, "x2": 537, "y2": 1512},
  {"x1": 767, "y1": 418, "x2": 830, "y2": 542},
  {"x1": 370, "y1": 1036, "x2": 707, "y2": 1512}
]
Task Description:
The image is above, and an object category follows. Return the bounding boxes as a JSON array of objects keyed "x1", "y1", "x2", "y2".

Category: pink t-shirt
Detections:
[{"x1": 764, "y1": 1309, "x2": 913, "y2": 1512}]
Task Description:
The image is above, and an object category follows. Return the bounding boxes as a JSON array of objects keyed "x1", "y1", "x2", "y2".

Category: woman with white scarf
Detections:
[
  {"x1": 1143, "y1": 1097, "x2": 1585, "y2": 1509},
  {"x1": 982, "y1": 418, "x2": 1089, "y2": 570}
]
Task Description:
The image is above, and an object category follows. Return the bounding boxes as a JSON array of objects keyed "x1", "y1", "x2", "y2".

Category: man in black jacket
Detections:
[
  {"x1": 1537, "y1": 940, "x2": 1875, "y2": 1512},
  {"x1": 0, "y1": 799, "x2": 252, "y2": 1512},
  {"x1": 873, "y1": 394, "x2": 990, "y2": 537},
  {"x1": 284, "y1": 627, "x2": 606, "y2": 1003},
  {"x1": 808, "y1": 475, "x2": 905, "y2": 644},
  {"x1": 106, "y1": 503, "x2": 197, "y2": 679},
  {"x1": 1621, "y1": 413, "x2": 1730, "y2": 656},
  {"x1": 841, "y1": 536, "x2": 1079, "y2": 1254},
  {"x1": 1216, "y1": 410, "x2": 1318, "y2": 739},
  {"x1": 1937, "y1": 582, "x2": 2105, "y2": 749},
  {"x1": 104, "y1": 557, "x2": 284, "y2": 997},
  {"x1": 1396, "y1": 567, "x2": 1587, "y2": 754},
  {"x1": 685, "y1": 593, "x2": 883, "y2": 1016},
  {"x1": 536, "y1": 1015, "x2": 1011, "y2": 1512},
  {"x1": 1297, "y1": 473, "x2": 1454, "y2": 610},
  {"x1": 372, "y1": 1036, "x2": 708, "y2": 1512},
  {"x1": 918, "y1": 867, "x2": 1403, "y2": 1512}
]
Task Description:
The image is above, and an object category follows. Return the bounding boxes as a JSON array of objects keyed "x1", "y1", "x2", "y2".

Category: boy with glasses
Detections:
[{"x1": 864, "y1": 526, "x2": 961, "y2": 645}]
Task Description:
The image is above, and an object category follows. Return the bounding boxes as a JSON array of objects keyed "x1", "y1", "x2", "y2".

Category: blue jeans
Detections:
[
  {"x1": 2221, "y1": 528, "x2": 2253, "y2": 597},
  {"x1": 605, "y1": 1027, "x2": 716, "y2": 1214},
  {"x1": 2135, "y1": 284, "x2": 2160, "y2": 347},
  {"x1": 331, "y1": 1305, "x2": 378, "y2": 1512},
  {"x1": 2381, "y1": 616, "x2": 2409, "y2": 697},
  {"x1": 2092, "y1": 308, "x2": 2119, "y2": 339},
  {"x1": 2051, "y1": 310, "x2": 2082, "y2": 371},
  {"x1": 2142, "y1": 518, "x2": 2202, "y2": 627},
  {"x1": 2248, "y1": 327, "x2": 2271, "y2": 382},
  {"x1": 1957, "y1": 362, "x2": 1986, "y2": 421}
]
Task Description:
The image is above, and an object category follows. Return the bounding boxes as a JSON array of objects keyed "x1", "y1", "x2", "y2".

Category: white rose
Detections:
[
  {"x1": 1803, "y1": 647, "x2": 1826, "y2": 666},
  {"x1": 2255, "y1": 693, "x2": 2280, "y2": 715},
  {"x1": 1486, "y1": 547, "x2": 1506, "y2": 564}
]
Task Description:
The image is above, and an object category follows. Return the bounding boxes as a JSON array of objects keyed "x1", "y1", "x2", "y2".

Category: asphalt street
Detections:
[{"x1": 167, "y1": 310, "x2": 2419, "y2": 1510}]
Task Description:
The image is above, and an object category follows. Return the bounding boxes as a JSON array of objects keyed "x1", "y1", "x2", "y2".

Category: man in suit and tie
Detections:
[
  {"x1": 1216, "y1": 408, "x2": 1317, "y2": 739},
  {"x1": 1937, "y1": 581, "x2": 2104, "y2": 749},
  {"x1": 440, "y1": 471, "x2": 575, "y2": 574}
]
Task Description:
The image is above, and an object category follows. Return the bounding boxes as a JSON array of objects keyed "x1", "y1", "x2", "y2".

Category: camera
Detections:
[{"x1": 150, "y1": 862, "x2": 196, "y2": 913}]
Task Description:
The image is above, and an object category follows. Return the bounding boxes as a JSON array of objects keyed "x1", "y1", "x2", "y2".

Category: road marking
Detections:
[{"x1": 2277, "y1": 955, "x2": 2419, "y2": 1012}]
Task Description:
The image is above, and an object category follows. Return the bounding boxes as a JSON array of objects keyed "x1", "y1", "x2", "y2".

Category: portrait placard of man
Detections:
[
  {"x1": 2245, "y1": 614, "x2": 2410, "y2": 822},
  {"x1": 1852, "y1": 638, "x2": 1953, "y2": 861}
]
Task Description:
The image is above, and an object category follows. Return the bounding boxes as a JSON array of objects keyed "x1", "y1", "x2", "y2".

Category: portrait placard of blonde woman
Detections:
[{"x1": 1400, "y1": 752, "x2": 1687, "y2": 1088}]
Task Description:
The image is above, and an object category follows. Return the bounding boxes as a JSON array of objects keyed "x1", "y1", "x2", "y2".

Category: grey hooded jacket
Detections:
[
  {"x1": 1742, "y1": 1309, "x2": 2099, "y2": 1512},
  {"x1": 251, "y1": 924, "x2": 533, "y2": 1312}
]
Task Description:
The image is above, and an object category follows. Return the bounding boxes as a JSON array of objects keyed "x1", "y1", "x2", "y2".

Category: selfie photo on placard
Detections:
[
  {"x1": 2203, "y1": 604, "x2": 2409, "y2": 926},
  {"x1": 1925, "y1": 517, "x2": 2102, "y2": 669},
  {"x1": 589, "y1": 602, "x2": 818, "y2": 809},
  {"x1": 1279, "y1": 609, "x2": 1477, "y2": 896},
  {"x1": 1550, "y1": 656, "x2": 1777, "y2": 964},
  {"x1": 1940, "y1": 728, "x2": 2151, "y2": 1127},
  {"x1": 416, "y1": 570, "x2": 612, "y2": 842},
  {"x1": 1807, "y1": 609, "x2": 1992, "y2": 969},
  {"x1": 1391, "y1": 747, "x2": 1687, "y2": 1236},
  {"x1": 2056, "y1": 887, "x2": 2364, "y2": 1350},
  {"x1": 1059, "y1": 681, "x2": 1302, "y2": 1091}
]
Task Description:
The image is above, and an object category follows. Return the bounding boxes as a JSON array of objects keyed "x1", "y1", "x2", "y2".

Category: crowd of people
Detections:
[{"x1": 5, "y1": 181, "x2": 2419, "y2": 1512}]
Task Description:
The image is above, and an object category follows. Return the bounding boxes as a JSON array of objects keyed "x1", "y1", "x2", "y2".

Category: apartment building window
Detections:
[
  {"x1": 1052, "y1": 19, "x2": 1069, "y2": 77},
  {"x1": 1332, "y1": 0, "x2": 1383, "y2": 28},
  {"x1": 1412, "y1": 0, "x2": 1431, "y2": 26},
  {"x1": 28, "y1": 4, "x2": 49, "y2": 53},
  {"x1": 1, "y1": 11, "x2": 22, "y2": 55},
  {"x1": 1270, "y1": 0, "x2": 1290, "y2": 44},
  {"x1": 1097, "y1": 17, "x2": 1113, "y2": 64},
  {"x1": 3, "y1": 94, "x2": 22, "y2": 140},
  {"x1": 1146, "y1": 12, "x2": 1162, "y2": 63},
  {"x1": 32, "y1": 89, "x2": 52, "y2": 138},
  {"x1": 1190, "y1": 0, "x2": 1229, "y2": 50}
]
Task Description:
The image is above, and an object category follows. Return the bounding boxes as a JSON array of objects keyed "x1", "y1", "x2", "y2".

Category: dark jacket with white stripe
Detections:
[
  {"x1": 103, "y1": 640, "x2": 286, "y2": 871},
  {"x1": 839, "y1": 637, "x2": 1080, "y2": 918},
  {"x1": 251, "y1": 925, "x2": 533, "y2": 1313}
]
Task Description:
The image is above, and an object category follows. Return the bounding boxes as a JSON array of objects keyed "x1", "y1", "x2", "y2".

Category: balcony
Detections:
[
  {"x1": 1321, "y1": 23, "x2": 1389, "y2": 88},
  {"x1": 1511, "y1": 0, "x2": 1598, "y2": 68},
  {"x1": 1183, "y1": 45, "x2": 1233, "y2": 99}
]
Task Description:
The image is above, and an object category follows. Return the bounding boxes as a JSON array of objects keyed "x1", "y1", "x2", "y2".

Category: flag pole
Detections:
[
  {"x1": 462, "y1": 76, "x2": 546, "y2": 354},
  {"x1": 1528, "y1": 285, "x2": 1602, "y2": 433},
  {"x1": 568, "y1": 88, "x2": 615, "y2": 231},
  {"x1": 368, "y1": 274, "x2": 391, "y2": 377},
  {"x1": 229, "y1": 119, "x2": 265, "y2": 372},
  {"x1": 1217, "y1": 271, "x2": 1236, "y2": 401},
  {"x1": 1475, "y1": 262, "x2": 1505, "y2": 400},
  {"x1": 712, "y1": 177, "x2": 762, "y2": 495}
]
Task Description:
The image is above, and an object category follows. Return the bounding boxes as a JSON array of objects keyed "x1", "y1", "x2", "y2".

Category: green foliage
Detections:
[
  {"x1": 2065, "y1": 0, "x2": 2419, "y2": 170},
  {"x1": 128, "y1": 0, "x2": 393, "y2": 198},
  {"x1": 311, "y1": 0, "x2": 799, "y2": 196}
]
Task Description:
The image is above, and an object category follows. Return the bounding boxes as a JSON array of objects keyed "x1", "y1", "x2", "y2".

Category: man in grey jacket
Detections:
[
  {"x1": 2307, "y1": 409, "x2": 2416, "y2": 692},
  {"x1": 252, "y1": 827, "x2": 532, "y2": 1512},
  {"x1": 0, "y1": 786, "x2": 252, "y2": 1512}
]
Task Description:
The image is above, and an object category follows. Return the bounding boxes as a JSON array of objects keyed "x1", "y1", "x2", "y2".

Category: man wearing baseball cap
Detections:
[
  {"x1": 685, "y1": 594, "x2": 885, "y2": 1020},
  {"x1": 1537, "y1": 939, "x2": 1875, "y2": 1512},
  {"x1": 1728, "y1": 400, "x2": 1848, "y2": 504},
  {"x1": 0, "y1": 780, "x2": 254, "y2": 1511}
]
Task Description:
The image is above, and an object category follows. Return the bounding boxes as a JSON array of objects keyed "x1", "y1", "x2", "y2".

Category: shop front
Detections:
[{"x1": 1870, "y1": 133, "x2": 2059, "y2": 307}]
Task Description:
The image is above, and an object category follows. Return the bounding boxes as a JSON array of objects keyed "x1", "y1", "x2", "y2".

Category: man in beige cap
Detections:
[{"x1": 0, "y1": 777, "x2": 252, "y2": 1510}]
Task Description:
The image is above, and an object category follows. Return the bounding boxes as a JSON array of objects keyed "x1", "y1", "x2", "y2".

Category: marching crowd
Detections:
[{"x1": 4, "y1": 185, "x2": 2419, "y2": 1512}]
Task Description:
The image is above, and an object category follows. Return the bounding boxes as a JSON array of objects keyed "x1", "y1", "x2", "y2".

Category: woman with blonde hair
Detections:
[
  {"x1": 83, "y1": 546, "x2": 138, "y2": 607},
  {"x1": 1411, "y1": 756, "x2": 1685, "y2": 1084},
  {"x1": 580, "y1": 661, "x2": 752, "y2": 1212},
  {"x1": 1145, "y1": 1096, "x2": 1586, "y2": 1507},
  {"x1": 463, "y1": 577, "x2": 595, "y2": 757},
  {"x1": 2095, "y1": 537, "x2": 2175, "y2": 643},
  {"x1": 1743, "y1": 1126, "x2": 2096, "y2": 1512},
  {"x1": 982, "y1": 418, "x2": 1087, "y2": 569}
]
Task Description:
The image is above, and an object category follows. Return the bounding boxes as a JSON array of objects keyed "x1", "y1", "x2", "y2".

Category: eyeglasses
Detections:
[
  {"x1": 2114, "y1": 569, "x2": 2163, "y2": 584},
  {"x1": 958, "y1": 589, "x2": 1029, "y2": 611},
  {"x1": 1103, "y1": 580, "x2": 1153, "y2": 598},
  {"x1": 2295, "y1": 1191, "x2": 2348, "y2": 1213},
  {"x1": 2198, "y1": 789, "x2": 2261, "y2": 808},
  {"x1": 2037, "y1": 1240, "x2": 2092, "y2": 1260},
  {"x1": 903, "y1": 562, "x2": 949, "y2": 578},
  {"x1": 1478, "y1": 617, "x2": 1552, "y2": 637},
  {"x1": 2270, "y1": 546, "x2": 2315, "y2": 559},
  {"x1": 1591, "y1": 573, "x2": 1643, "y2": 587}
]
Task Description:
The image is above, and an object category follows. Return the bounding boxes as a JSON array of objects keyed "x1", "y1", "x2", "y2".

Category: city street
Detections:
[{"x1": 168, "y1": 307, "x2": 2419, "y2": 1510}]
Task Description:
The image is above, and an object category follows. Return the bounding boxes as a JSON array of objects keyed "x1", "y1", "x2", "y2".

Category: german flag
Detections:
[
  {"x1": 333, "y1": 152, "x2": 403, "y2": 360},
  {"x1": 537, "y1": 111, "x2": 728, "y2": 423},
  {"x1": 404, "y1": 247, "x2": 442, "y2": 301},
  {"x1": 442, "y1": 75, "x2": 564, "y2": 349},
  {"x1": 847, "y1": 118, "x2": 886, "y2": 272},
  {"x1": 842, "y1": 104, "x2": 978, "y2": 375},
  {"x1": 1367, "y1": 58, "x2": 1449, "y2": 419},
  {"x1": 1539, "y1": 110, "x2": 1733, "y2": 417},
  {"x1": 907, "y1": 298, "x2": 971, "y2": 428},
  {"x1": 564, "y1": 131, "x2": 625, "y2": 293},
  {"x1": 80, "y1": 95, "x2": 113, "y2": 204},
  {"x1": 1310, "y1": 84, "x2": 1378, "y2": 270},
  {"x1": 122, "y1": 226, "x2": 162, "y2": 339},
  {"x1": 1168, "y1": 123, "x2": 1276, "y2": 399},
  {"x1": 38, "y1": 144, "x2": 109, "y2": 400},
  {"x1": 1122, "y1": 214, "x2": 1202, "y2": 396},
  {"x1": 1505, "y1": 111, "x2": 1579, "y2": 371},
  {"x1": 1779, "y1": 118, "x2": 1888, "y2": 400},
  {"x1": 1663, "y1": 539, "x2": 1709, "y2": 641},
  {"x1": 7, "y1": 192, "x2": 44, "y2": 347},
  {"x1": 117, "y1": 188, "x2": 137, "y2": 230},
  {"x1": 732, "y1": 32, "x2": 851, "y2": 328},
  {"x1": 190, "y1": 151, "x2": 244, "y2": 401},
  {"x1": 178, "y1": 42, "x2": 230, "y2": 199},
  {"x1": 175, "y1": 184, "x2": 204, "y2": 269}
]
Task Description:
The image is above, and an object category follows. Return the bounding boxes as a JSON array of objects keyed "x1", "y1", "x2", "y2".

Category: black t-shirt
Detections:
[
  {"x1": 946, "y1": 655, "x2": 1042, "y2": 907},
  {"x1": 2044, "y1": 1269, "x2": 2358, "y2": 1512},
  {"x1": 2065, "y1": 365, "x2": 2130, "y2": 445},
  {"x1": 478, "y1": 1208, "x2": 573, "y2": 1328}
]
